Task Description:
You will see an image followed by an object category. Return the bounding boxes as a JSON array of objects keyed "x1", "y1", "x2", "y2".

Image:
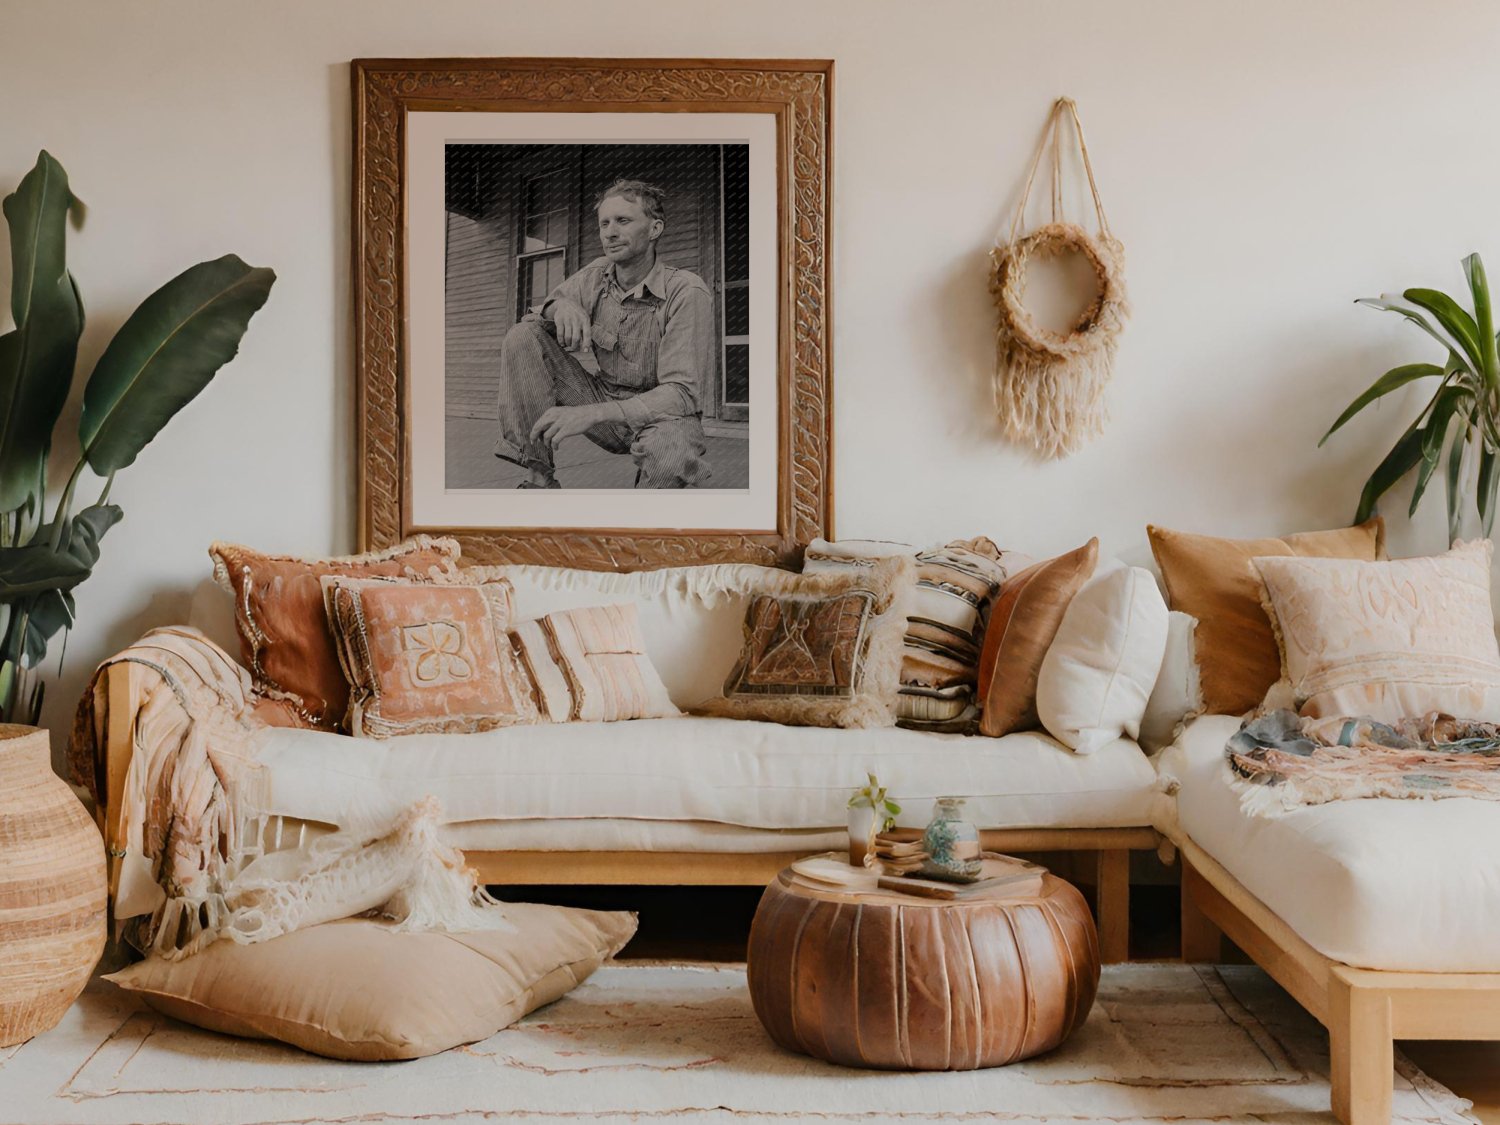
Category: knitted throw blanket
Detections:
[
  {"x1": 69, "y1": 627, "x2": 510, "y2": 959},
  {"x1": 1226, "y1": 708, "x2": 1500, "y2": 816}
]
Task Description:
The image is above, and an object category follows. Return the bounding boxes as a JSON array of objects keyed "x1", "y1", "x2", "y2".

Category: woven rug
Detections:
[{"x1": 0, "y1": 962, "x2": 1475, "y2": 1124}]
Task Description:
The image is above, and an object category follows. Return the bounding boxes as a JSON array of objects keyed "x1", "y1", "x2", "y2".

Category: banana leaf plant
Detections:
[
  {"x1": 0, "y1": 151, "x2": 274, "y2": 725},
  {"x1": 1322, "y1": 253, "x2": 1500, "y2": 545}
]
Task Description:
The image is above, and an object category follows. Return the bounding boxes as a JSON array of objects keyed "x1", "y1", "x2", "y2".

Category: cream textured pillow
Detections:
[
  {"x1": 1254, "y1": 540, "x2": 1500, "y2": 722},
  {"x1": 1138, "y1": 611, "x2": 1203, "y2": 752},
  {"x1": 510, "y1": 602, "x2": 679, "y2": 723},
  {"x1": 1035, "y1": 564, "x2": 1169, "y2": 754},
  {"x1": 104, "y1": 904, "x2": 637, "y2": 1061}
]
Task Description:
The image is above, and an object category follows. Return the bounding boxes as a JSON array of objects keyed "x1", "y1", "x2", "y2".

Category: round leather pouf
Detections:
[
  {"x1": 0, "y1": 725, "x2": 107, "y2": 1047},
  {"x1": 747, "y1": 867, "x2": 1099, "y2": 1070}
]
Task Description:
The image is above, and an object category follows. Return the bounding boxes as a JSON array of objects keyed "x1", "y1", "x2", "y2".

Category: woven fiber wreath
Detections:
[{"x1": 990, "y1": 99, "x2": 1129, "y2": 460}]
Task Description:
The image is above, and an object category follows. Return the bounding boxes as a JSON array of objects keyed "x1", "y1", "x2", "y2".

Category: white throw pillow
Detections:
[
  {"x1": 1036, "y1": 564, "x2": 1169, "y2": 754},
  {"x1": 1138, "y1": 611, "x2": 1202, "y2": 752}
]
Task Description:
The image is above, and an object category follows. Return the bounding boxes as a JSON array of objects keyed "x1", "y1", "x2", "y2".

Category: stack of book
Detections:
[{"x1": 871, "y1": 833, "x2": 927, "y2": 875}]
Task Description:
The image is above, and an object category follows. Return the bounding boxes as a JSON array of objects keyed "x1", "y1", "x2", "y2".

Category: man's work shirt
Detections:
[{"x1": 541, "y1": 256, "x2": 715, "y2": 430}]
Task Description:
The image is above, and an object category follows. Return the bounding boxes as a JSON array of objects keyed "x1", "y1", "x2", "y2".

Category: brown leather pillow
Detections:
[
  {"x1": 1146, "y1": 518, "x2": 1385, "y2": 716},
  {"x1": 210, "y1": 537, "x2": 461, "y2": 730},
  {"x1": 977, "y1": 539, "x2": 1099, "y2": 737}
]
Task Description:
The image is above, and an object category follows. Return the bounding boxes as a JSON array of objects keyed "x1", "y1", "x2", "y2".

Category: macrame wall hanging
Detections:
[{"x1": 990, "y1": 97, "x2": 1129, "y2": 460}]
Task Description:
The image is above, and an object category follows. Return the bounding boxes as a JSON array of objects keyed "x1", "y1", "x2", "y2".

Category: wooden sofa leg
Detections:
[
  {"x1": 1179, "y1": 858, "x2": 1224, "y2": 963},
  {"x1": 1328, "y1": 968, "x2": 1393, "y2": 1125},
  {"x1": 1094, "y1": 849, "x2": 1129, "y2": 964}
]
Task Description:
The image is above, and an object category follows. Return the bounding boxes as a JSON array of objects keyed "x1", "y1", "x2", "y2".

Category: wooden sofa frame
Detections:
[
  {"x1": 1179, "y1": 835, "x2": 1500, "y2": 1125},
  {"x1": 99, "y1": 661, "x2": 1157, "y2": 963}
]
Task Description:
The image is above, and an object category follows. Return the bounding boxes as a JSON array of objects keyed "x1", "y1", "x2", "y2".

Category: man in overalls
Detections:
[{"x1": 494, "y1": 178, "x2": 714, "y2": 488}]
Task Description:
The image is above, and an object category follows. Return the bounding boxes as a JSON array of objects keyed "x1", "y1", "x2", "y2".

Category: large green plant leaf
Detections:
[
  {"x1": 1320, "y1": 362, "x2": 1443, "y2": 446},
  {"x1": 0, "y1": 542, "x2": 90, "y2": 598},
  {"x1": 1446, "y1": 410, "x2": 1472, "y2": 544},
  {"x1": 1355, "y1": 420, "x2": 1426, "y2": 524},
  {"x1": 1410, "y1": 387, "x2": 1470, "y2": 517},
  {"x1": 1462, "y1": 253, "x2": 1499, "y2": 391},
  {"x1": 1357, "y1": 296, "x2": 1474, "y2": 370},
  {"x1": 79, "y1": 255, "x2": 274, "y2": 473},
  {"x1": 0, "y1": 151, "x2": 83, "y2": 512},
  {"x1": 1404, "y1": 288, "x2": 1483, "y2": 373},
  {"x1": 1481, "y1": 447, "x2": 1500, "y2": 536}
]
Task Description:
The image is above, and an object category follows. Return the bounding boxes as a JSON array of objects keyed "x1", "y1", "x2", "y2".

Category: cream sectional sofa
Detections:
[{"x1": 97, "y1": 560, "x2": 1166, "y2": 964}]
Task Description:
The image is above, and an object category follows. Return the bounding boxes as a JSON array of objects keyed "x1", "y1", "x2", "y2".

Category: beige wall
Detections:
[{"x1": 2, "y1": 0, "x2": 1497, "y2": 744}]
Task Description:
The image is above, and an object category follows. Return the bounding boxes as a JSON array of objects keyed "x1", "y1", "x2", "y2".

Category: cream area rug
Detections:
[{"x1": 0, "y1": 963, "x2": 1475, "y2": 1124}]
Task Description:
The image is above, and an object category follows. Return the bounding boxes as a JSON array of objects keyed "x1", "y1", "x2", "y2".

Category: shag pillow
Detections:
[
  {"x1": 105, "y1": 903, "x2": 637, "y2": 1061},
  {"x1": 977, "y1": 538, "x2": 1099, "y2": 738},
  {"x1": 322, "y1": 575, "x2": 540, "y2": 738},
  {"x1": 803, "y1": 537, "x2": 1025, "y2": 731},
  {"x1": 210, "y1": 537, "x2": 461, "y2": 730},
  {"x1": 1035, "y1": 564, "x2": 1169, "y2": 754},
  {"x1": 699, "y1": 554, "x2": 915, "y2": 729},
  {"x1": 1147, "y1": 519, "x2": 1385, "y2": 717},
  {"x1": 1254, "y1": 539, "x2": 1500, "y2": 722},
  {"x1": 510, "y1": 602, "x2": 679, "y2": 723}
]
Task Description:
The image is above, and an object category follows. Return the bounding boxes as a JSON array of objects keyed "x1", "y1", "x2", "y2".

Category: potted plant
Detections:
[
  {"x1": 1323, "y1": 253, "x2": 1500, "y2": 544},
  {"x1": 846, "y1": 772, "x2": 901, "y2": 865},
  {"x1": 0, "y1": 151, "x2": 274, "y2": 724}
]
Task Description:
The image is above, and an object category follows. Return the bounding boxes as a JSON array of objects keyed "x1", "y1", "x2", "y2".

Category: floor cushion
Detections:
[
  {"x1": 104, "y1": 902, "x2": 637, "y2": 1060},
  {"x1": 1158, "y1": 714, "x2": 1500, "y2": 972}
]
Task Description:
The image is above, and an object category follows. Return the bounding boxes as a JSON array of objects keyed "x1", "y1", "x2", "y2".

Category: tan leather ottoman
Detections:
[{"x1": 747, "y1": 864, "x2": 1100, "y2": 1070}]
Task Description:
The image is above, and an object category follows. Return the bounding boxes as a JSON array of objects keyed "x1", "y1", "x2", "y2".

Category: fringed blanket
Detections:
[
  {"x1": 69, "y1": 627, "x2": 510, "y2": 960},
  {"x1": 1226, "y1": 708, "x2": 1500, "y2": 816}
]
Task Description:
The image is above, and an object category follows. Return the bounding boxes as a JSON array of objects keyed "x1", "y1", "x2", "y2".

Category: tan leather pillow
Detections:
[
  {"x1": 977, "y1": 539, "x2": 1099, "y2": 737},
  {"x1": 104, "y1": 904, "x2": 637, "y2": 1061},
  {"x1": 1147, "y1": 518, "x2": 1385, "y2": 716},
  {"x1": 210, "y1": 537, "x2": 461, "y2": 730},
  {"x1": 323, "y1": 575, "x2": 540, "y2": 738}
]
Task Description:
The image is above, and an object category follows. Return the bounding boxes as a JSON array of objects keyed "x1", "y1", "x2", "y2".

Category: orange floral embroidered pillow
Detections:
[{"x1": 322, "y1": 576, "x2": 539, "y2": 738}]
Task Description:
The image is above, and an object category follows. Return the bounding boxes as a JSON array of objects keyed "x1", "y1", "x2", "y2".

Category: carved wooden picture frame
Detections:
[{"x1": 352, "y1": 58, "x2": 833, "y2": 569}]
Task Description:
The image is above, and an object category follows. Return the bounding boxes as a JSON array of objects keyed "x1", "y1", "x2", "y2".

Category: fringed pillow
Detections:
[
  {"x1": 698, "y1": 555, "x2": 916, "y2": 729},
  {"x1": 322, "y1": 574, "x2": 540, "y2": 738},
  {"x1": 803, "y1": 538, "x2": 1025, "y2": 731},
  {"x1": 210, "y1": 537, "x2": 461, "y2": 730}
]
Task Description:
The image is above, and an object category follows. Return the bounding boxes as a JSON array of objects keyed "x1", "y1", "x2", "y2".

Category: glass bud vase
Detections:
[{"x1": 921, "y1": 797, "x2": 983, "y2": 882}]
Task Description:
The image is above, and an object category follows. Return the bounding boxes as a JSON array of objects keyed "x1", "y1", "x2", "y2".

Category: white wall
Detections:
[{"x1": 2, "y1": 0, "x2": 1497, "y2": 747}]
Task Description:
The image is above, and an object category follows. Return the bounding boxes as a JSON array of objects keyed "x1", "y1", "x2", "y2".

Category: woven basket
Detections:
[{"x1": 0, "y1": 724, "x2": 106, "y2": 1046}]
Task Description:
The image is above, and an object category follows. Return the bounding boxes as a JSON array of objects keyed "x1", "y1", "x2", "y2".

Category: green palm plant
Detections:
[
  {"x1": 1322, "y1": 253, "x2": 1500, "y2": 545},
  {"x1": 0, "y1": 151, "x2": 274, "y2": 724}
]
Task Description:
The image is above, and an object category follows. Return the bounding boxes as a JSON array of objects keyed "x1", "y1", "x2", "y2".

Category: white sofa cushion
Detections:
[
  {"x1": 1035, "y1": 564, "x2": 1168, "y2": 754},
  {"x1": 248, "y1": 716, "x2": 1158, "y2": 834},
  {"x1": 1158, "y1": 714, "x2": 1500, "y2": 972}
]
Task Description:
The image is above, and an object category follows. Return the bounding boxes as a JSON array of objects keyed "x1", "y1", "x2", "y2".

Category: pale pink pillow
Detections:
[
  {"x1": 510, "y1": 603, "x2": 679, "y2": 723},
  {"x1": 1254, "y1": 540, "x2": 1500, "y2": 722}
]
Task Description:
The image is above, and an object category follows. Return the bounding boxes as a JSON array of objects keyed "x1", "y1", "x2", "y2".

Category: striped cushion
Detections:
[
  {"x1": 804, "y1": 538, "x2": 1025, "y2": 731},
  {"x1": 511, "y1": 603, "x2": 680, "y2": 723}
]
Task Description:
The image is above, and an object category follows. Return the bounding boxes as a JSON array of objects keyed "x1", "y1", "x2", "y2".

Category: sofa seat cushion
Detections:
[
  {"x1": 249, "y1": 717, "x2": 1158, "y2": 833},
  {"x1": 1158, "y1": 715, "x2": 1500, "y2": 972}
]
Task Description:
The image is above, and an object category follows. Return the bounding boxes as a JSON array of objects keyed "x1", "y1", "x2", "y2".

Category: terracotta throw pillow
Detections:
[
  {"x1": 510, "y1": 603, "x2": 679, "y2": 723},
  {"x1": 1147, "y1": 518, "x2": 1385, "y2": 716},
  {"x1": 322, "y1": 575, "x2": 540, "y2": 738},
  {"x1": 977, "y1": 539, "x2": 1099, "y2": 738},
  {"x1": 699, "y1": 555, "x2": 915, "y2": 729},
  {"x1": 210, "y1": 537, "x2": 461, "y2": 730},
  {"x1": 104, "y1": 904, "x2": 637, "y2": 1061},
  {"x1": 1254, "y1": 540, "x2": 1500, "y2": 722}
]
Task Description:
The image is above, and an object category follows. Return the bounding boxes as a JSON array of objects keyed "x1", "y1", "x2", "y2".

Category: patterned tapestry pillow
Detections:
[
  {"x1": 699, "y1": 555, "x2": 916, "y2": 729},
  {"x1": 1254, "y1": 539, "x2": 1500, "y2": 723},
  {"x1": 977, "y1": 538, "x2": 1099, "y2": 738},
  {"x1": 510, "y1": 603, "x2": 680, "y2": 723},
  {"x1": 803, "y1": 538, "x2": 1025, "y2": 731},
  {"x1": 322, "y1": 575, "x2": 539, "y2": 738},
  {"x1": 1147, "y1": 518, "x2": 1385, "y2": 717},
  {"x1": 211, "y1": 537, "x2": 461, "y2": 730}
]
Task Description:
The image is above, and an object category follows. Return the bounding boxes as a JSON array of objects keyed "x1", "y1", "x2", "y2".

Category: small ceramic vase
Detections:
[
  {"x1": 921, "y1": 796, "x2": 983, "y2": 882},
  {"x1": 847, "y1": 804, "x2": 878, "y2": 866}
]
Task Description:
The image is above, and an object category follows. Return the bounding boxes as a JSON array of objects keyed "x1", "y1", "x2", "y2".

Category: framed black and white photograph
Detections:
[{"x1": 353, "y1": 59, "x2": 833, "y2": 569}]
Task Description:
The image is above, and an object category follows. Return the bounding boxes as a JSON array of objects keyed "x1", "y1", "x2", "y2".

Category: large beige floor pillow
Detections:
[{"x1": 105, "y1": 903, "x2": 637, "y2": 1060}]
